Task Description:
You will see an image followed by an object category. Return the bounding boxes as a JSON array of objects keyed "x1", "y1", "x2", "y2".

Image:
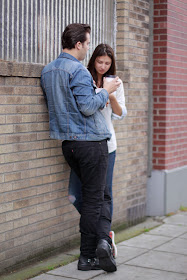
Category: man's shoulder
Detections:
[
  {"x1": 44, "y1": 57, "x2": 86, "y2": 74},
  {"x1": 41, "y1": 59, "x2": 57, "y2": 75},
  {"x1": 41, "y1": 56, "x2": 90, "y2": 81},
  {"x1": 73, "y1": 64, "x2": 90, "y2": 75}
]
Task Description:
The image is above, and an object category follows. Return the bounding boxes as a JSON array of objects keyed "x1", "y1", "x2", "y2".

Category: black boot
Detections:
[
  {"x1": 96, "y1": 239, "x2": 117, "y2": 272},
  {"x1": 78, "y1": 254, "x2": 101, "y2": 271}
]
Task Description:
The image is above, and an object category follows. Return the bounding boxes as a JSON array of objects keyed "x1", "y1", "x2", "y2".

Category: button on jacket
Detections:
[{"x1": 41, "y1": 53, "x2": 111, "y2": 141}]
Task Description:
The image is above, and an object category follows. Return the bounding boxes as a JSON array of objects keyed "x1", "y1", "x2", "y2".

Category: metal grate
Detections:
[{"x1": 0, "y1": 0, "x2": 115, "y2": 65}]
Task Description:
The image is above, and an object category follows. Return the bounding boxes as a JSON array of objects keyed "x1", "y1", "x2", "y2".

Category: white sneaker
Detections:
[{"x1": 109, "y1": 231, "x2": 117, "y2": 258}]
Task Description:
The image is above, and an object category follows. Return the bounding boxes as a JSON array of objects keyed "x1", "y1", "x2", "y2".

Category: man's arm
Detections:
[{"x1": 70, "y1": 68, "x2": 109, "y2": 116}]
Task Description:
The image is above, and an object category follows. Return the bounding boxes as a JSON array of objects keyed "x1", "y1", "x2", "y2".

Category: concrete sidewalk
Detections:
[{"x1": 30, "y1": 212, "x2": 187, "y2": 280}]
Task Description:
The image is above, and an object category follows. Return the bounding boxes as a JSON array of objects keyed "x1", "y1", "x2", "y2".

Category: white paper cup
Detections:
[
  {"x1": 105, "y1": 75, "x2": 117, "y2": 94},
  {"x1": 105, "y1": 75, "x2": 117, "y2": 82}
]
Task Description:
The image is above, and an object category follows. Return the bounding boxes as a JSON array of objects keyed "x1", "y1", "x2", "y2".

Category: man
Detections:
[{"x1": 41, "y1": 23, "x2": 120, "y2": 272}]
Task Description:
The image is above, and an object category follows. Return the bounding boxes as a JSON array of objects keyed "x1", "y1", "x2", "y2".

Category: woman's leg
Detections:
[
  {"x1": 68, "y1": 169, "x2": 82, "y2": 214},
  {"x1": 106, "y1": 151, "x2": 116, "y2": 217}
]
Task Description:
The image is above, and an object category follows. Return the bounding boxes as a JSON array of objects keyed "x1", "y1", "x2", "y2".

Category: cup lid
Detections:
[{"x1": 105, "y1": 75, "x2": 117, "y2": 78}]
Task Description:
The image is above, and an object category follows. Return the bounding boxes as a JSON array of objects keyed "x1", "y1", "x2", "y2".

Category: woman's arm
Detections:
[
  {"x1": 110, "y1": 80, "x2": 127, "y2": 119},
  {"x1": 109, "y1": 94, "x2": 122, "y2": 116}
]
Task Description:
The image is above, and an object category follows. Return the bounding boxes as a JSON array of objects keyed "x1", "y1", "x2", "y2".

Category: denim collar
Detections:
[{"x1": 58, "y1": 52, "x2": 80, "y2": 63}]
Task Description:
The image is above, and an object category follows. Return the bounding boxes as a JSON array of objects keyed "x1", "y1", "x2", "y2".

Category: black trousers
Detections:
[{"x1": 62, "y1": 140, "x2": 112, "y2": 258}]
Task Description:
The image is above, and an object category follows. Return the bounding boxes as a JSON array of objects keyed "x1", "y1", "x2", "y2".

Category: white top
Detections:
[{"x1": 96, "y1": 79, "x2": 127, "y2": 153}]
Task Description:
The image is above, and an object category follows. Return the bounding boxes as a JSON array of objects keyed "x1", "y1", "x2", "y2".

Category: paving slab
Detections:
[
  {"x1": 147, "y1": 223, "x2": 187, "y2": 237},
  {"x1": 46, "y1": 261, "x2": 105, "y2": 280},
  {"x1": 118, "y1": 233, "x2": 172, "y2": 249},
  {"x1": 31, "y1": 274, "x2": 74, "y2": 280},
  {"x1": 180, "y1": 232, "x2": 187, "y2": 239},
  {"x1": 28, "y1": 213, "x2": 187, "y2": 280},
  {"x1": 65, "y1": 248, "x2": 80, "y2": 256},
  {"x1": 31, "y1": 247, "x2": 149, "y2": 280},
  {"x1": 126, "y1": 250, "x2": 187, "y2": 274},
  {"x1": 91, "y1": 264, "x2": 187, "y2": 280},
  {"x1": 164, "y1": 213, "x2": 187, "y2": 226},
  {"x1": 154, "y1": 237, "x2": 187, "y2": 255},
  {"x1": 116, "y1": 245, "x2": 148, "y2": 265}
]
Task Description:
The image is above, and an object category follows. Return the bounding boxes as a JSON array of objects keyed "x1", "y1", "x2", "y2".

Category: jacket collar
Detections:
[{"x1": 58, "y1": 52, "x2": 80, "y2": 63}]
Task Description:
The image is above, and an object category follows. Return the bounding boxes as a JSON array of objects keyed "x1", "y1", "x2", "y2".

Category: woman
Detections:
[{"x1": 68, "y1": 44, "x2": 127, "y2": 258}]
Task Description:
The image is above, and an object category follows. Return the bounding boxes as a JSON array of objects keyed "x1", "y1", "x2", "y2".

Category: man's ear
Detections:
[{"x1": 75, "y1": 41, "x2": 82, "y2": 50}]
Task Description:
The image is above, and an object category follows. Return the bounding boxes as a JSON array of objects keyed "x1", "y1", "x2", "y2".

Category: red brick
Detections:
[{"x1": 154, "y1": 4, "x2": 167, "y2": 10}]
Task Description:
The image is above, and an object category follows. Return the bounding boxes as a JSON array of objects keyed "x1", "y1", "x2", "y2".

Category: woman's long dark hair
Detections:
[{"x1": 87, "y1": 44, "x2": 116, "y2": 87}]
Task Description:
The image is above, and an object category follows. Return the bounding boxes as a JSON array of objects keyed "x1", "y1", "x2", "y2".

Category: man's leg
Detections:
[
  {"x1": 78, "y1": 141, "x2": 112, "y2": 255},
  {"x1": 62, "y1": 140, "x2": 116, "y2": 272},
  {"x1": 62, "y1": 141, "x2": 111, "y2": 252},
  {"x1": 68, "y1": 151, "x2": 116, "y2": 216}
]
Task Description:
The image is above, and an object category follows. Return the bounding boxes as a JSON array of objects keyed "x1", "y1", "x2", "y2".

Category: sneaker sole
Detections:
[
  {"x1": 78, "y1": 265, "x2": 101, "y2": 271},
  {"x1": 96, "y1": 245, "x2": 117, "y2": 272},
  {"x1": 78, "y1": 265, "x2": 92, "y2": 271}
]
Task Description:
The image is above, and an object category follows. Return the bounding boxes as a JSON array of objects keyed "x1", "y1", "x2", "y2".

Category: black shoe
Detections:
[
  {"x1": 78, "y1": 254, "x2": 101, "y2": 271},
  {"x1": 96, "y1": 239, "x2": 117, "y2": 272}
]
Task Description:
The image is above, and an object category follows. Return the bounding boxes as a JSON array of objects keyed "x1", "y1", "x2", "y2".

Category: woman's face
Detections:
[{"x1": 94, "y1": 55, "x2": 112, "y2": 76}]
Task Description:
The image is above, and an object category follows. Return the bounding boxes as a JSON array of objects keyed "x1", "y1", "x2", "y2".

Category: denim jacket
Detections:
[{"x1": 41, "y1": 53, "x2": 111, "y2": 141}]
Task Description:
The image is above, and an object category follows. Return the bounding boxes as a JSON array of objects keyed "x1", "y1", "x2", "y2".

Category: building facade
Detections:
[
  {"x1": 147, "y1": 0, "x2": 187, "y2": 216},
  {"x1": 0, "y1": 0, "x2": 186, "y2": 273}
]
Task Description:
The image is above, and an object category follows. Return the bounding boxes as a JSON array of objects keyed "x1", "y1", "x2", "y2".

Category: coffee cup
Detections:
[
  {"x1": 105, "y1": 75, "x2": 117, "y2": 95},
  {"x1": 105, "y1": 75, "x2": 117, "y2": 82}
]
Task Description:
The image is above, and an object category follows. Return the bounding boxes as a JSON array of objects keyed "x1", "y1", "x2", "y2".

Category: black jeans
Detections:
[{"x1": 62, "y1": 140, "x2": 112, "y2": 258}]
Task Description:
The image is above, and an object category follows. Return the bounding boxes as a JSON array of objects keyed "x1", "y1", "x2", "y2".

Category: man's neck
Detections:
[{"x1": 63, "y1": 48, "x2": 80, "y2": 61}]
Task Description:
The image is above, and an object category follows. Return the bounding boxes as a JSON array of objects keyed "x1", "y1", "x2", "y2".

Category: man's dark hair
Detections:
[{"x1": 62, "y1": 23, "x2": 91, "y2": 49}]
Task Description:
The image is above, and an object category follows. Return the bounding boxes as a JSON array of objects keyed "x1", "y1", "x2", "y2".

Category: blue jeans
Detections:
[{"x1": 68, "y1": 150, "x2": 116, "y2": 217}]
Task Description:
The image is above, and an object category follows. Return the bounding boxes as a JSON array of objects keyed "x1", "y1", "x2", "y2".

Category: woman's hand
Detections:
[{"x1": 103, "y1": 77, "x2": 121, "y2": 94}]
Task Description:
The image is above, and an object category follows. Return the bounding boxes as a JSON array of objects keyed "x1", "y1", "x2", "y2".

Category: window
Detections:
[{"x1": 0, "y1": 0, "x2": 115, "y2": 65}]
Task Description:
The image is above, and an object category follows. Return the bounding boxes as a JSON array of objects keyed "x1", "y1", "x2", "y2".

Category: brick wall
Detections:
[
  {"x1": 153, "y1": 0, "x2": 187, "y2": 170},
  {"x1": 0, "y1": 62, "x2": 80, "y2": 272},
  {"x1": 115, "y1": 0, "x2": 150, "y2": 223},
  {"x1": 0, "y1": 0, "x2": 151, "y2": 272}
]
